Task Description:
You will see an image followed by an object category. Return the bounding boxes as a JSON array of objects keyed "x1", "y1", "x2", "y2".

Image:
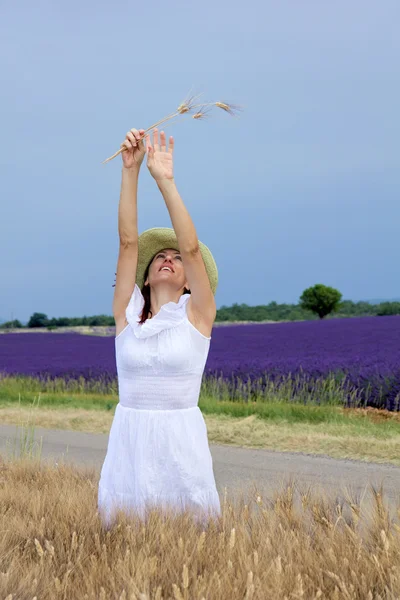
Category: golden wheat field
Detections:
[{"x1": 1, "y1": 456, "x2": 399, "y2": 599}]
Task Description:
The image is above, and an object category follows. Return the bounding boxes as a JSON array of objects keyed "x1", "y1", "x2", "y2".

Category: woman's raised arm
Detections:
[
  {"x1": 113, "y1": 128, "x2": 145, "y2": 328},
  {"x1": 145, "y1": 129, "x2": 217, "y2": 331}
]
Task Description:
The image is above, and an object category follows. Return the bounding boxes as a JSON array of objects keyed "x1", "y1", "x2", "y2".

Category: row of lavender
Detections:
[{"x1": 0, "y1": 315, "x2": 399, "y2": 410}]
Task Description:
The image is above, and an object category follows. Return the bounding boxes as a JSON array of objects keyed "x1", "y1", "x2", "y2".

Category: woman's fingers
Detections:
[
  {"x1": 121, "y1": 139, "x2": 133, "y2": 151},
  {"x1": 130, "y1": 128, "x2": 145, "y2": 145},
  {"x1": 153, "y1": 129, "x2": 160, "y2": 152},
  {"x1": 121, "y1": 129, "x2": 146, "y2": 153},
  {"x1": 160, "y1": 131, "x2": 167, "y2": 152},
  {"x1": 145, "y1": 133, "x2": 153, "y2": 156},
  {"x1": 128, "y1": 131, "x2": 139, "y2": 147},
  {"x1": 145, "y1": 128, "x2": 173, "y2": 155}
]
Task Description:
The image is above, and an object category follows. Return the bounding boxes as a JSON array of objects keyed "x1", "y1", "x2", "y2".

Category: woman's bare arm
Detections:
[
  {"x1": 145, "y1": 129, "x2": 216, "y2": 331},
  {"x1": 113, "y1": 129, "x2": 145, "y2": 327},
  {"x1": 118, "y1": 167, "x2": 139, "y2": 244},
  {"x1": 157, "y1": 178, "x2": 216, "y2": 330}
]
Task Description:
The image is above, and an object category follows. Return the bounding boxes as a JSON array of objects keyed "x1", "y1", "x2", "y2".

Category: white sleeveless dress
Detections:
[{"x1": 98, "y1": 284, "x2": 221, "y2": 525}]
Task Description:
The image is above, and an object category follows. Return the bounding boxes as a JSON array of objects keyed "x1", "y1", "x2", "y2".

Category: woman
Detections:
[{"x1": 98, "y1": 126, "x2": 221, "y2": 526}]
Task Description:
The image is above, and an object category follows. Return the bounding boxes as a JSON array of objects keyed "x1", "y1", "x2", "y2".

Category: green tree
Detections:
[
  {"x1": 28, "y1": 312, "x2": 49, "y2": 328},
  {"x1": 376, "y1": 302, "x2": 400, "y2": 316},
  {"x1": 0, "y1": 319, "x2": 23, "y2": 329},
  {"x1": 299, "y1": 284, "x2": 342, "y2": 319}
]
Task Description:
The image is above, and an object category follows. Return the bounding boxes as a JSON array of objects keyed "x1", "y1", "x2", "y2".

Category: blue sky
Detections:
[{"x1": 1, "y1": 1, "x2": 399, "y2": 323}]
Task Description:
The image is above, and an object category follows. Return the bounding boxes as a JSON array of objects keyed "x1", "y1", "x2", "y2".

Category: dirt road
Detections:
[{"x1": 1, "y1": 423, "x2": 399, "y2": 519}]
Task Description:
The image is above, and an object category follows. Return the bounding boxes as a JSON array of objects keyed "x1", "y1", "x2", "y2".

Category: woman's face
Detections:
[{"x1": 145, "y1": 248, "x2": 188, "y2": 290}]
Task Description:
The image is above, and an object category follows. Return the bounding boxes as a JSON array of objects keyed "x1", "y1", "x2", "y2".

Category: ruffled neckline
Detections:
[{"x1": 126, "y1": 284, "x2": 190, "y2": 339}]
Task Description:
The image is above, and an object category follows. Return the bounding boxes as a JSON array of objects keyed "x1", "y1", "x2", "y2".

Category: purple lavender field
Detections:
[{"x1": 0, "y1": 315, "x2": 399, "y2": 410}]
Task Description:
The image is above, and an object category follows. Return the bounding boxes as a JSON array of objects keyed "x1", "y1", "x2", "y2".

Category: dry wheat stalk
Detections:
[{"x1": 102, "y1": 91, "x2": 242, "y2": 164}]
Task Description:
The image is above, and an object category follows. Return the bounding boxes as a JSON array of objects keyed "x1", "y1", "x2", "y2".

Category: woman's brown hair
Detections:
[
  {"x1": 113, "y1": 253, "x2": 190, "y2": 324},
  {"x1": 138, "y1": 255, "x2": 190, "y2": 324}
]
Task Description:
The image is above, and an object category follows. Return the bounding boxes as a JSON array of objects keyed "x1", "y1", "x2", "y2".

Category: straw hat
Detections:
[{"x1": 136, "y1": 227, "x2": 218, "y2": 295}]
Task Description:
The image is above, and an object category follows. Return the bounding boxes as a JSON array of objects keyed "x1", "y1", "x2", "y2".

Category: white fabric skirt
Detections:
[{"x1": 98, "y1": 403, "x2": 221, "y2": 526}]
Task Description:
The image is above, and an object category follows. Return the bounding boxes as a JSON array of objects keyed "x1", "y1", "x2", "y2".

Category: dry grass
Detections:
[
  {"x1": 0, "y1": 406, "x2": 114, "y2": 434},
  {"x1": 1, "y1": 405, "x2": 400, "y2": 465},
  {"x1": 0, "y1": 456, "x2": 399, "y2": 599},
  {"x1": 204, "y1": 414, "x2": 400, "y2": 466}
]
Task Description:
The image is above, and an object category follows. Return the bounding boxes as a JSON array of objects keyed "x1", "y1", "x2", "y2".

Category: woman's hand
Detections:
[
  {"x1": 146, "y1": 129, "x2": 174, "y2": 182},
  {"x1": 120, "y1": 128, "x2": 146, "y2": 170}
]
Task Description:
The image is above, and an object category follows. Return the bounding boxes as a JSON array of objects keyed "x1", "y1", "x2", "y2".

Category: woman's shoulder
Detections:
[
  {"x1": 117, "y1": 288, "x2": 212, "y2": 341},
  {"x1": 186, "y1": 297, "x2": 213, "y2": 340}
]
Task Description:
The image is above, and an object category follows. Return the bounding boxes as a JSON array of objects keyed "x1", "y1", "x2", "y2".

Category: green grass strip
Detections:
[{"x1": 0, "y1": 378, "x2": 399, "y2": 438}]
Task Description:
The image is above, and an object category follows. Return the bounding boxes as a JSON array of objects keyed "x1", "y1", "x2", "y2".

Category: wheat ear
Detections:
[{"x1": 102, "y1": 93, "x2": 242, "y2": 164}]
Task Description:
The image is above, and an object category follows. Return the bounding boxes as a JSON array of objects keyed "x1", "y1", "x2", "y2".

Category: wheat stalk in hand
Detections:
[{"x1": 102, "y1": 92, "x2": 242, "y2": 164}]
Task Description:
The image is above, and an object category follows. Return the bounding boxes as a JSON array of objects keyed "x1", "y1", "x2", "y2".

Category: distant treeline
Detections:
[
  {"x1": 216, "y1": 300, "x2": 400, "y2": 322},
  {"x1": 1, "y1": 300, "x2": 399, "y2": 330}
]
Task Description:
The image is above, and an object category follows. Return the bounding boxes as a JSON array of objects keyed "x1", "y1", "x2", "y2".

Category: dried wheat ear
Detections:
[{"x1": 102, "y1": 92, "x2": 243, "y2": 164}]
